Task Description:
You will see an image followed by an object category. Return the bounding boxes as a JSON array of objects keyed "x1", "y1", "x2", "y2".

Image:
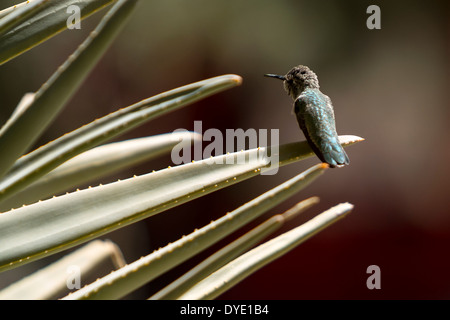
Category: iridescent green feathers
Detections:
[{"x1": 265, "y1": 65, "x2": 349, "y2": 168}]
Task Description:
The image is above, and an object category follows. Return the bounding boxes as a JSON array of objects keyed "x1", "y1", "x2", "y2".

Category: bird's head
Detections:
[{"x1": 265, "y1": 65, "x2": 320, "y2": 99}]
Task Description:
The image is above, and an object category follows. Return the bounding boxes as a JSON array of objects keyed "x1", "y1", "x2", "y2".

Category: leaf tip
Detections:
[
  {"x1": 229, "y1": 74, "x2": 243, "y2": 85},
  {"x1": 334, "y1": 202, "x2": 354, "y2": 218},
  {"x1": 339, "y1": 135, "x2": 365, "y2": 146}
]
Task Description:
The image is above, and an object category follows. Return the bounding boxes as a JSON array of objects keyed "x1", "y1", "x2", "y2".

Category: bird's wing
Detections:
[
  {"x1": 294, "y1": 97, "x2": 327, "y2": 163},
  {"x1": 295, "y1": 95, "x2": 349, "y2": 167}
]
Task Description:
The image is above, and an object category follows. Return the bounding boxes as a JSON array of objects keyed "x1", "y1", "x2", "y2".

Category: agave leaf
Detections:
[
  {"x1": 0, "y1": 0, "x2": 115, "y2": 64},
  {"x1": 0, "y1": 0, "x2": 137, "y2": 180},
  {"x1": 0, "y1": 1, "x2": 27, "y2": 19},
  {"x1": 0, "y1": 139, "x2": 315, "y2": 273},
  {"x1": 177, "y1": 202, "x2": 354, "y2": 300},
  {"x1": 62, "y1": 164, "x2": 327, "y2": 300},
  {"x1": 0, "y1": 240, "x2": 125, "y2": 300},
  {"x1": 0, "y1": 135, "x2": 362, "y2": 273},
  {"x1": 0, "y1": 0, "x2": 49, "y2": 38},
  {"x1": 149, "y1": 197, "x2": 319, "y2": 300},
  {"x1": 0, "y1": 132, "x2": 202, "y2": 211},
  {"x1": 0, "y1": 74, "x2": 242, "y2": 204}
]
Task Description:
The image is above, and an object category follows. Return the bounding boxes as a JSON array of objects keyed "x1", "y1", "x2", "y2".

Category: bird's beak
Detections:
[{"x1": 264, "y1": 74, "x2": 286, "y2": 81}]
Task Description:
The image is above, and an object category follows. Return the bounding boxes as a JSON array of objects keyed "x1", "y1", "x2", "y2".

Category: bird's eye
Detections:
[{"x1": 300, "y1": 71, "x2": 306, "y2": 75}]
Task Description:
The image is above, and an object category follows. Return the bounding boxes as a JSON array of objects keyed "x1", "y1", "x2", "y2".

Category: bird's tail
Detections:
[{"x1": 321, "y1": 140, "x2": 349, "y2": 168}]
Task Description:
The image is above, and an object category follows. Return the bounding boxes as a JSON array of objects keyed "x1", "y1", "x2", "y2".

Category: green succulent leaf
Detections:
[
  {"x1": 0, "y1": 0, "x2": 50, "y2": 38},
  {"x1": 62, "y1": 164, "x2": 327, "y2": 300},
  {"x1": 0, "y1": 0, "x2": 137, "y2": 180},
  {"x1": 0, "y1": 240, "x2": 125, "y2": 300},
  {"x1": 0, "y1": 132, "x2": 202, "y2": 211},
  {"x1": 0, "y1": 74, "x2": 242, "y2": 204},
  {"x1": 177, "y1": 202, "x2": 354, "y2": 300},
  {"x1": 0, "y1": 135, "x2": 362, "y2": 274},
  {"x1": 149, "y1": 197, "x2": 319, "y2": 300},
  {"x1": 0, "y1": 0, "x2": 115, "y2": 64}
]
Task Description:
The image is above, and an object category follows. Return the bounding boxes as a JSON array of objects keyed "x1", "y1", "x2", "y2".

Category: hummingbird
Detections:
[{"x1": 265, "y1": 65, "x2": 349, "y2": 168}]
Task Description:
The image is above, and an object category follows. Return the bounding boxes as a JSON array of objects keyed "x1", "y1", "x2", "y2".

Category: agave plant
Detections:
[{"x1": 0, "y1": 0, "x2": 363, "y2": 300}]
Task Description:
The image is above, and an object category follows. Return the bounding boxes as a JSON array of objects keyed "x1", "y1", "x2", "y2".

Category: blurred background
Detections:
[{"x1": 0, "y1": 0, "x2": 449, "y2": 299}]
